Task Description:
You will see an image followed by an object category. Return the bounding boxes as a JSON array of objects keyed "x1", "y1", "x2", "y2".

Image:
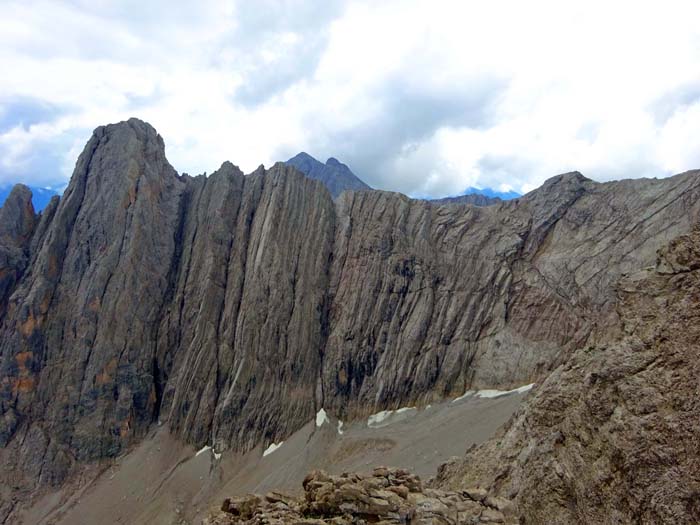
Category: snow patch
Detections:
[
  {"x1": 337, "y1": 421, "x2": 344, "y2": 435},
  {"x1": 195, "y1": 445, "x2": 211, "y2": 457},
  {"x1": 453, "y1": 383, "x2": 535, "y2": 402},
  {"x1": 367, "y1": 406, "x2": 417, "y2": 428},
  {"x1": 513, "y1": 383, "x2": 535, "y2": 394},
  {"x1": 451, "y1": 391, "x2": 475, "y2": 403},
  {"x1": 476, "y1": 383, "x2": 535, "y2": 398},
  {"x1": 316, "y1": 408, "x2": 330, "y2": 427},
  {"x1": 263, "y1": 442, "x2": 284, "y2": 457}
]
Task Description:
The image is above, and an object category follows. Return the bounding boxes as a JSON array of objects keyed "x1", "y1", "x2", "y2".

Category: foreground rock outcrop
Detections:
[
  {"x1": 1, "y1": 118, "x2": 700, "y2": 522},
  {"x1": 435, "y1": 228, "x2": 700, "y2": 523},
  {"x1": 207, "y1": 467, "x2": 516, "y2": 524}
]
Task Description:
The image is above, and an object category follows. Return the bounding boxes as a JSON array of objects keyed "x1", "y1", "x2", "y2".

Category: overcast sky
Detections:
[{"x1": 1, "y1": 0, "x2": 699, "y2": 197}]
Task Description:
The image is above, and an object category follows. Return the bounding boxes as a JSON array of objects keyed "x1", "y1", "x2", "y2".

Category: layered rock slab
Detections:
[
  {"x1": 322, "y1": 171, "x2": 700, "y2": 419},
  {"x1": 435, "y1": 229, "x2": 700, "y2": 524}
]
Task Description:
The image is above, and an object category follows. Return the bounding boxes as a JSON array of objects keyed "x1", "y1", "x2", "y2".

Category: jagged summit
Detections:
[{"x1": 285, "y1": 151, "x2": 371, "y2": 198}]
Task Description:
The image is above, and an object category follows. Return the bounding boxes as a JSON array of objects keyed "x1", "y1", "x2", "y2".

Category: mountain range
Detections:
[
  {"x1": 285, "y1": 151, "x2": 520, "y2": 203},
  {"x1": 0, "y1": 153, "x2": 516, "y2": 215},
  {"x1": 1, "y1": 118, "x2": 698, "y2": 524}
]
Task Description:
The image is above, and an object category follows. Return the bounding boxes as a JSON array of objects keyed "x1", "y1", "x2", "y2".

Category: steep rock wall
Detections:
[{"x1": 0, "y1": 119, "x2": 699, "y2": 513}]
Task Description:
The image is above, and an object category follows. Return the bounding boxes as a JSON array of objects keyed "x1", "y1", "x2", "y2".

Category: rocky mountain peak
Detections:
[
  {"x1": 0, "y1": 184, "x2": 37, "y2": 242},
  {"x1": 285, "y1": 151, "x2": 371, "y2": 198}
]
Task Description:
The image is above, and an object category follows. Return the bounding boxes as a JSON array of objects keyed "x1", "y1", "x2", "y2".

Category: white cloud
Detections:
[{"x1": 0, "y1": 0, "x2": 699, "y2": 196}]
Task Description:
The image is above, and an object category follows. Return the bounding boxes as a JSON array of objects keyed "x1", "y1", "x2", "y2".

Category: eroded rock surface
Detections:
[
  {"x1": 322, "y1": 171, "x2": 700, "y2": 420},
  {"x1": 434, "y1": 229, "x2": 700, "y2": 524},
  {"x1": 207, "y1": 467, "x2": 517, "y2": 524}
]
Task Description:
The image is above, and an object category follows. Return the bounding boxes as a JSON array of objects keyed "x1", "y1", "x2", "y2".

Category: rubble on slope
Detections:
[{"x1": 206, "y1": 467, "x2": 516, "y2": 524}]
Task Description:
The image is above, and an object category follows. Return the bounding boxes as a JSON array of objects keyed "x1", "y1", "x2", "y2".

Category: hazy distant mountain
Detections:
[
  {"x1": 430, "y1": 193, "x2": 502, "y2": 206},
  {"x1": 430, "y1": 187, "x2": 520, "y2": 207},
  {"x1": 286, "y1": 152, "x2": 371, "y2": 198},
  {"x1": 462, "y1": 186, "x2": 520, "y2": 200},
  {"x1": 0, "y1": 184, "x2": 58, "y2": 211}
]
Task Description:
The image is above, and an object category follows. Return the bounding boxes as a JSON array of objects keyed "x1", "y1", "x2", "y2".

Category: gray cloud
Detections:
[
  {"x1": 0, "y1": 128, "x2": 85, "y2": 188},
  {"x1": 0, "y1": 97, "x2": 64, "y2": 133},
  {"x1": 222, "y1": 1, "x2": 347, "y2": 106},
  {"x1": 275, "y1": 74, "x2": 507, "y2": 195},
  {"x1": 649, "y1": 84, "x2": 700, "y2": 125}
]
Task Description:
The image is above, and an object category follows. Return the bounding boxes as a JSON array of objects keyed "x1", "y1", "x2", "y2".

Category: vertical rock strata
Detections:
[{"x1": 0, "y1": 118, "x2": 699, "y2": 506}]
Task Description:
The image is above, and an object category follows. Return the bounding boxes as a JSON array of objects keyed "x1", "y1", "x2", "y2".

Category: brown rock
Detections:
[
  {"x1": 435, "y1": 229, "x2": 700, "y2": 524},
  {"x1": 463, "y1": 487, "x2": 488, "y2": 502},
  {"x1": 210, "y1": 467, "x2": 497, "y2": 524}
]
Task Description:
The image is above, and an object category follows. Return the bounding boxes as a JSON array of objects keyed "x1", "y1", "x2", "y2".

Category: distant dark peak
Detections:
[
  {"x1": 290, "y1": 152, "x2": 315, "y2": 162},
  {"x1": 285, "y1": 152, "x2": 371, "y2": 198},
  {"x1": 429, "y1": 193, "x2": 502, "y2": 207}
]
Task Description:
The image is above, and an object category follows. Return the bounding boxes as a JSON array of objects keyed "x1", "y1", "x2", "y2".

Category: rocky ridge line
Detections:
[{"x1": 1, "y1": 119, "x2": 700, "y2": 522}]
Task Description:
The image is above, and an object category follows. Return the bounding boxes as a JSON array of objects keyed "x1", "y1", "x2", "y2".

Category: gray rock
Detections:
[
  {"x1": 1, "y1": 119, "x2": 700, "y2": 522},
  {"x1": 0, "y1": 184, "x2": 37, "y2": 323},
  {"x1": 434, "y1": 229, "x2": 700, "y2": 524}
]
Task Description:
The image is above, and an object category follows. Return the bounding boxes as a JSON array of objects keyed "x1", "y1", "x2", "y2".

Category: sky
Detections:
[{"x1": 1, "y1": 0, "x2": 700, "y2": 198}]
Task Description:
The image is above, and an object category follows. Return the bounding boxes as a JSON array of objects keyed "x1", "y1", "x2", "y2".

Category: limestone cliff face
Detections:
[
  {"x1": 0, "y1": 119, "x2": 699, "y2": 512},
  {"x1": 155, "y1": 161, "x2": 335, "y2": 452},
  {"x1": 434, "y1": 228, "x2": 700, "y2": 524},
  {"x1": 322, "y1": 171, "x2": 700, "y2": 418}
]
